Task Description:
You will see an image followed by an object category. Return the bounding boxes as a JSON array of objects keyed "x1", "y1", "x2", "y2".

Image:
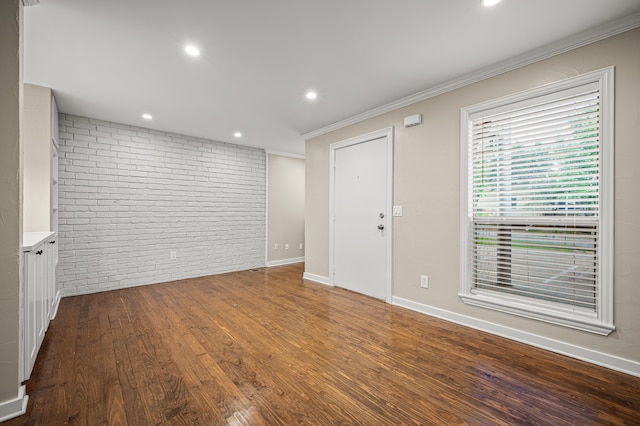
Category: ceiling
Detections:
[{"x1": 24, "y1": 0, "x2": 640, "y2": 156}]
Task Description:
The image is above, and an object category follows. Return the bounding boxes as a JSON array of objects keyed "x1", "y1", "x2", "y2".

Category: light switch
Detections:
[{"x1": 393, "y1": 206, "x2": 403, "y2": 217}]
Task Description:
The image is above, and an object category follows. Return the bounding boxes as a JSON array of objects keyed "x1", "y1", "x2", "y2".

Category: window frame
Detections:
[{"x1": 459, "y1": 67, "x2": 614, "y2": 335}]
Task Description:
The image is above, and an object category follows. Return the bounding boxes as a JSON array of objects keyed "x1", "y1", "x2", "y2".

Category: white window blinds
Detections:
[{"x1": 469, "y1": 83, "x2": 600, "y2": 312}]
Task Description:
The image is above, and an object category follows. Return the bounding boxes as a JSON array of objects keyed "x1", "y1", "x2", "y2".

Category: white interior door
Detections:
[{"x1": 332, "y1": 131, "x2": 392, "y2": 300}]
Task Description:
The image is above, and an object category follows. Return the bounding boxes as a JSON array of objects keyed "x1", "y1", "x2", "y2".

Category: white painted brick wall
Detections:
[{"x1": 57, "y1": 114, "x2": 266, "y2": 295}]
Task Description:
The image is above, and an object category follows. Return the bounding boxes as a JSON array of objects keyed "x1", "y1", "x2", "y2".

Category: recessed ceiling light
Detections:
[
  {"x1": 142, "y1": 113, "x2": 153, "y2": 120},
  {"x1": 184, "y1": 45, "x2": 200, "y2": 56},
  {"x1": 305, "y1": 91, "x2": 317, "y2": 100},
  {"x1": 234, "y1": 132, "x2": 242, "y2": 138},
  {"x1": 481, "y1": 0, "x2": 501, "y2": 6}
]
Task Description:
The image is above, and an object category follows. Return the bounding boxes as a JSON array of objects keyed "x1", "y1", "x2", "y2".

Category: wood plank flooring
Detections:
[{"x1": 7, "y1": 263, "x2": 640, "y2": 425}]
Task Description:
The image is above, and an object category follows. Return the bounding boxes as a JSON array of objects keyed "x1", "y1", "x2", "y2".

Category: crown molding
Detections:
[
  {"x1": 302, "y1": 11, "x2": 640, "y2": 141},
  {"x1": 266, "y1": 150, "x2": 305, "y2": 159}
]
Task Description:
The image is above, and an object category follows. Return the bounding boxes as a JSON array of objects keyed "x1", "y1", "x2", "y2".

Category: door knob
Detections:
[{"x1": 377, "y1": 224, "x2": 384, "y2": 230}]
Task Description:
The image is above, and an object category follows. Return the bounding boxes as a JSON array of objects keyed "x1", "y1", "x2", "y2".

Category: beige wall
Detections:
[
  {"x1": 268, "y1": 154, "x2": 305, "y2": 263},
  {"x1": 0, "y1": 0, "x2": 23, "y2": 404},
  {"x1": 305, "y1": 28, "x2": 640, "y2": 363},
  {"x1": 23, "y1": 83, "x2": 53, "y2": 232}
]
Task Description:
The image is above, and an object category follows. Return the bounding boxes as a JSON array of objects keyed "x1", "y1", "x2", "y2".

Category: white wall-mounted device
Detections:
[{"x1": 404, "y1": 113, "x2": 422, "y2": 128}]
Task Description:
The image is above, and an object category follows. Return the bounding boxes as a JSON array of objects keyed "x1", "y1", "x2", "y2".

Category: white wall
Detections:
[
  {"x1": 0, "y1": 0, "x2": 23, "y2": 417},
  {"x1": 267, "y1": 154, "x2": 305, "y2": 265},
  {"x1": 305, "y1": 28, "x2": 640, "y2": 371},
  {"x1": 57, "y1": 114, "x2": 266, "y2": 295},
  {"x1": 23, "y1": 83, "x2": 53, "y2": 232}
]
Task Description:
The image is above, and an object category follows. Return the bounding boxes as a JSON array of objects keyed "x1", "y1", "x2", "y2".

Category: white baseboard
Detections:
[
  {"x1": 0, "y1": 385, "x2": 28, "y2": 422},
  {"x1": 266, "y1": 257, "x2": 305, "y2": 267},
  {"x1": 392, "y1": 296, "x2": 640, "y2": 378},
  {"x1": 59, "y1": 287, "x2": 87, "y2": 297},
  {"x1": 302, "y1": 272, "x2": 333, "y2": 287}
]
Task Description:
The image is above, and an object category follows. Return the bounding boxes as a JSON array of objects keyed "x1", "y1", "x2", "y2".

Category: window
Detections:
[{"x1": 459, "y1": 68, "x2": 614, "y2": 335}]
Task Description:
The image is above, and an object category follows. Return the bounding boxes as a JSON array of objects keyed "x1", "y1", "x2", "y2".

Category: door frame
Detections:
[{"x1": 329, "y1": 126, "x2": 394, "y2": 303}]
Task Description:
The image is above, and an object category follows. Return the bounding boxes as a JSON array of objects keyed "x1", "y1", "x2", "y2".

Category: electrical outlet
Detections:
[
  {"x1": 299, "y1": 243, "x2": 303, "y2": 250},
  {"x1": 420, "y1": 275, "x2": 429, "y2": 289},
  {"x1": 285, "y1": 243, "x2": 289, "y2": 250},
  {"x1": 170, "y1": 251, "x2": 176, "y2": 260},
  {"x1": 274, "y1": 243, "x2": 278, "y2": 250}
]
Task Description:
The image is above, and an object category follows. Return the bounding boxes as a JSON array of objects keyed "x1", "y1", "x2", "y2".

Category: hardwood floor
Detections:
[{"x1": 7, "y1": 263, "x2": 640, "y2": 425}]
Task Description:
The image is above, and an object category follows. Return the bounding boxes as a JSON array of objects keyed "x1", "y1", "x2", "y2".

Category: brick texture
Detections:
[{"x1": 57, "y1": 114, "x2": 266, "y2": 295}]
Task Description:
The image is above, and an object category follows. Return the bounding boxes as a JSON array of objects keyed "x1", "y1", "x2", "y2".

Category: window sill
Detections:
[{"x1": 459, "y1": 291, "x2": 615, "y2": 336}]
